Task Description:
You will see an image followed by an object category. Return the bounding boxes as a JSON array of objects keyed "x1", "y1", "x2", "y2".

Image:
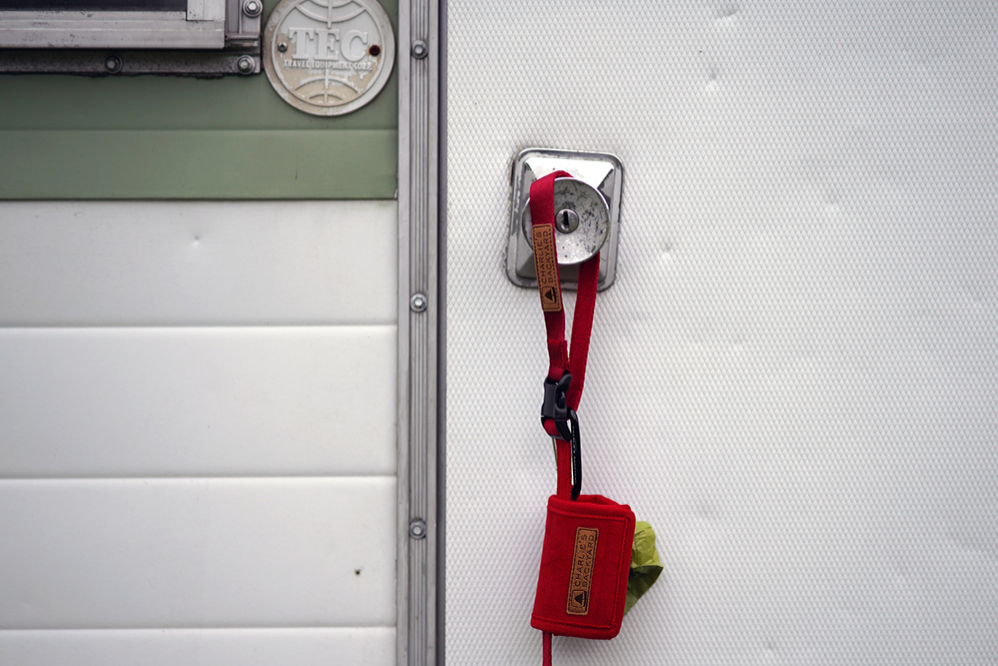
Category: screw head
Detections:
[
  {"x1": 278, "y1": 42, "x2": 288, "y2": 53},
  {"x1": 242, "y1": 0, "x2": 262, "y2": 17},
  {"x1": 411, "y1": 40, "x2": 428, "y2": 59},
  {"x1": 410, "y1": 293, "x2": 428, "y2": 313},
  {"x1": 236, "y1": 55, "x2": 255, "y2": 75},
  {"x1": 104, "y1": 54, "x2": 123, "y2": 74},
  {"x1": 555, "y1": 208, "x2": 580, "y2": 234},
  {"x1": 409, "y1": 519, "x2": 427, "y2": 539}
]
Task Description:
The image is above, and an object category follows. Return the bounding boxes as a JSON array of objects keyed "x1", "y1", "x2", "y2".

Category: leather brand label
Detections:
[
  {"x1": 532, "y1": 225, "x2": 562, "y2": 313},
  {"x1": 566, "y1": 527, "x2": 599, "y2": 615}
]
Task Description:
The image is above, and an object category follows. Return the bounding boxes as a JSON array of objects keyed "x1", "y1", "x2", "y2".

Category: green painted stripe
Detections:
[
  {"x1": 0, "y1": 69, "x2": 397, "y2": 132},
  {"x1": 0, "y1": 129, "x2": 397, "y2": 200}
]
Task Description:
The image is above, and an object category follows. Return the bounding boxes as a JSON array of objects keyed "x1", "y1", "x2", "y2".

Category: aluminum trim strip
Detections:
[{"x1": 398, "y1": 0, "x2": 441, "y2": 662}]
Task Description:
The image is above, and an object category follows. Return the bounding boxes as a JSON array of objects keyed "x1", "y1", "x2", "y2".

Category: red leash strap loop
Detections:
[
  {"x1": 529, "y1": 171, "x2": 601, "y2": 501},
  {"x1": 530, "y1": 176, "x2": 635, "y2": 660},
  {"x1": 530, "y1": 174, "x2": 635, "y2": 663}
]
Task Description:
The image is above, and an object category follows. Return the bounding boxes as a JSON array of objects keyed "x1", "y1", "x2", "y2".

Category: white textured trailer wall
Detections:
[
  {"x1": 0, "y1": 201, "x2": 397, "y2": 665},
  {"x1": 446, "y1": 2, "x2": 998, "y2": 664}
]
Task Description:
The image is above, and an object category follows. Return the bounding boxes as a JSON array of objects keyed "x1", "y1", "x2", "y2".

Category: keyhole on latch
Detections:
[{"x1": 555, "y1": 208, "x2": 580, "y2": 234}]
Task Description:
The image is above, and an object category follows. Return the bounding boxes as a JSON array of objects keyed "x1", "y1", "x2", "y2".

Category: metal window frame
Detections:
[
  {"x1": 397, "y1": 0, "x2": 443, "y2": 662},
  {"x1": 0, "y1": 0, "x2": 228, "y2": 49},
  {"x1": 0, "y1": 0, "x2": 260, "y2": 75}
]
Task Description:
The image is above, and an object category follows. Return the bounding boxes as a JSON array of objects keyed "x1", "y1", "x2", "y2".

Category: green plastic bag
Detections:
[{"x1": 624, "y1": 521, "x2": 662, "y2": 614}]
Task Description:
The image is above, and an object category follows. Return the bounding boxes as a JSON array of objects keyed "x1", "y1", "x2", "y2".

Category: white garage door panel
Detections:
[
  {"x1": 0, "y1": 478, "x2": 396, "y2": 629},
  {"x1": 0, "y1": 201, "x2": 397, "y2": 326},
  {"x1": 0, "y1": 628, "x2": 395, "y2": 666},
  {"x1": 0, "y1": 326, "x2": 396, "y2": 477}
]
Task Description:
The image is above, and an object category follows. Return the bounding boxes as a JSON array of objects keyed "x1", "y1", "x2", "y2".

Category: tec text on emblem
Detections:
[{"x1": 264, "y1": 0, "x2": 395, "y2": 116}]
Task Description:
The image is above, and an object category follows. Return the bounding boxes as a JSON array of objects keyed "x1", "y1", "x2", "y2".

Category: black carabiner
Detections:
[
  {"x1": 542, "y1": 372, "x2": 583, "y2": 500},
  {"x1": 568, "y1": 409, "x2": 582, "y2": 500}
]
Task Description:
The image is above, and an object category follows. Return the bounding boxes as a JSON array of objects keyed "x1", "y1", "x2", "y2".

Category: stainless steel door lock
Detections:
[{"x1": 506, "y1": 148, "x2": 623, "y2": 290}]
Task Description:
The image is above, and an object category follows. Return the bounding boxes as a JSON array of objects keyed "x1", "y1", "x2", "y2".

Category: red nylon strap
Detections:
[{"x1": 529, "y1": 171, "x2": 601, "y2": 500}]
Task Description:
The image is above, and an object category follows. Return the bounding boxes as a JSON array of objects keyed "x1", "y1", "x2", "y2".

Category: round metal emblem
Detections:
[
  {"x1": 263, "y1": 0, "x2": 395, "y2": 116},
  {"x1": 523, "y1": 177, "x2": 611, "y2": 265}
]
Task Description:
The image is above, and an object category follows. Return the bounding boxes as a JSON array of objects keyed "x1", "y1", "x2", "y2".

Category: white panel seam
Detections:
[
  {"x1": 0, "y1": 626, "x2": 397, "y2": 632},
  {"x1": 0, "y1": 324, "x2": 398, "y2": 332},
  {"x1": 0, "y1": 476, "x2": 397, "y2": 483}
]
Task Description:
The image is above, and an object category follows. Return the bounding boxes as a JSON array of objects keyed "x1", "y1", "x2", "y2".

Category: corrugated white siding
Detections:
[
  {"x1": 0, "y1": 327, "x2": 395, "y2": 477},
  {"x1": 0, "y1": 478, "x2": 396, "y2": 628},
  {"x1": 0, "y1": 201, "x2": 396, "y2": 326},
  {"x1": 0, "y1": 629, "x2": 394, "y2": 666},
  {"x1": 0, "y1": 201, "x2": 397, "y2": 665}
]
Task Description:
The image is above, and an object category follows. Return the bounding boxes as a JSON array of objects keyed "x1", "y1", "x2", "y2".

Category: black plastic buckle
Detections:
[
  {"x1": 542, "y1": 373, "x2": 583, "y2": 499},
  {"x1": 541, "y1": 373, "x2": 573, "y2": 441}
]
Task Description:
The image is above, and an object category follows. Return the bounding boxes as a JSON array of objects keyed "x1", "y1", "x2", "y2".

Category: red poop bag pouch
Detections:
[{"x1": 531, "y1": 494, "x2": 636, "y2": 640}]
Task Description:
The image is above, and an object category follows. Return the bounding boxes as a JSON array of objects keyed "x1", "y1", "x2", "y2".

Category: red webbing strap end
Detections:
[
  {"x1": 543, "y1": 631, "x2": 553, "y2": 666},
  {"x1": 565, "y1": 251, "x2": 600, "y2": 411},
  {"x1": 547, "y1": 339, "x2": 569, "y2": 382}
]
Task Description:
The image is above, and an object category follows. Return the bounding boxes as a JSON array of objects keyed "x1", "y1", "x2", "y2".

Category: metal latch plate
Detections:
[{"x1": 506, "y1": 148, "x2": 623, "y2": 291}]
